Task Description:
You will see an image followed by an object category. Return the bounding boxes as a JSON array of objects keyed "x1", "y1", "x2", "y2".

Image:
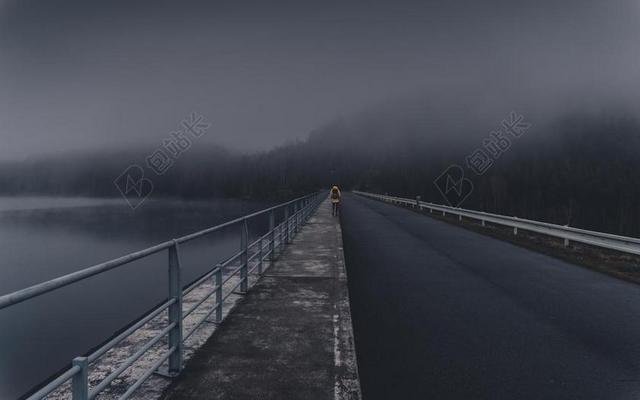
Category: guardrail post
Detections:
[
  {"x1": 301, "y1": 198, "x2": 306, "y2": 221},
  {"x1": 513, "y1": 226, "x2": 518, "y2": 235},
  {"x1": 240, "y1": 219, "x2": 248, "y2": 293},
  {"x1": 416, "y1": 196, "x2": 421, "y2": 209},
  {"x1": 300, "y1": 199, "x2": 305, "y2": 224},
  {"x1": 215, "y1": 266, "x2": 223, "y2": 322},
  {"x1": 299, "y1": 200, "x2": 303, "y2": 227},
  {"x1": 168, "y1": 241, "x2": 183, "y2": 375},
  {"x1": 442, "y1": 210, "x2": 446, "y2": 216},
  {"x1": 294, "y1": 201, "x2": 299, "y2": 233},
  {"x1": 564, "y1": 238, "x2": 570, "y2": 247},
  {"x1": 459, "y1": 215, "x2": 462, "y2": 222},
  {"x1": 481, "y1": 219, "x2": 486, "y2": 227},
  {"x1": 258, "y1": 237, "x2": 263, "y2": 274},
  {"x1": 269, "y1": 210, "x2": 275, "y2": 260},
  {"x1": 284, "y1": 206, "x2": 290, "y2": 244},
  {"x1": 72, "y1": 357, "x2": 88, "y2": 400},
  {"x1": 278, "y1": 224, "x2": 284, "y2": 251}
]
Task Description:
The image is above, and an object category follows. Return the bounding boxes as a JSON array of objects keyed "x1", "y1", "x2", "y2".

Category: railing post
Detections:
[
  {"x1": 269, "y1": 210, "x2": 275, "y2": 261},
  {"x1": 168, "y1": 241, "x2": 183, "y2": 375},
  {"x1": 215, "y1": 266, "x2": 223, "y2": 322},
  {"x1": 481, "y1": 219, "x2": 486, "y2": 227},
  {"x1": 240, "y1": 218, "x2": 248, "y2": 293},
  {"x1": 284, "y1": 205, "x2": 290, "y2": 244},
  {"x1": 298, "y1": 200, "x2": 303, "y2": 227},
  {"x1": 294, "y1": 201, "x2": 299, "y2": 233},
  {"x1": 416, "y1": 196, "x2": 421, "y2": 209},
  {"x1": 258, "y1": 237, "x2": 263, "y2": 274},
  {"x1": 72, "y1": 357, "x2": 88, "y2": 400},
  {"x1": 279, "y1": 224, "x2": 284, "y2": 251}
]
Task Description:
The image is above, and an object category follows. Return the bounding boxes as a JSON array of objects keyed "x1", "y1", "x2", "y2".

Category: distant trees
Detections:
[{"x1": 0, "y1": 112, "x2": 638, "y2": 237}]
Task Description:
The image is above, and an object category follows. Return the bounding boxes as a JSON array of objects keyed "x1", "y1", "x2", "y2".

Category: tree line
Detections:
[{"x1": 0, "y1": 112, "x2": 638, "y2": 237}]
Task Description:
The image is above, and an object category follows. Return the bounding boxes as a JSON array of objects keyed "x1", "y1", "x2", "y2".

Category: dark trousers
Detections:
[{"x1": 332, "y1": 202, "x2": 339, "y2": 216}]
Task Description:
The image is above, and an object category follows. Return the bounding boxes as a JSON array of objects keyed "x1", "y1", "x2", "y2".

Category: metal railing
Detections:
[
  {"x1": 354, "y1": 191, "x2": 640, "y2": 257},
  {"x1": 0, "y1": 192, "x2": 323, "y2": 400}
]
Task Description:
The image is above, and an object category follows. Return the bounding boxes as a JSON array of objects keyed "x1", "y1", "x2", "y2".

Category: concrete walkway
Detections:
[{"x1": 161, "y1": 199, "x2": 360, "y2": 400}]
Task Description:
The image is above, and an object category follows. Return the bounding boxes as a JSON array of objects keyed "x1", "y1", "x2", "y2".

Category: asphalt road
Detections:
[{"x1": 340, "y1": 193, "x2": 640, "y2": 400}]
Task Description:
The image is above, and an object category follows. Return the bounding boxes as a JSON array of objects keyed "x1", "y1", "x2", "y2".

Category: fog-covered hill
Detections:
[{"x1": 1, "y1": 107, "x2": 639, "y2": 236}]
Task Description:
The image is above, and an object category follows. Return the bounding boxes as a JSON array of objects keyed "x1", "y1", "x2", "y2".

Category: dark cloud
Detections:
[{"x1": 0, "y1": 0, "x2": 638, "y2": 159}]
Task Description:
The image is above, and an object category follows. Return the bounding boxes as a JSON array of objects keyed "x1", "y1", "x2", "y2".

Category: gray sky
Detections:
[{"x1": 1, "y1": 0, "x2": 639, "y2": 160}]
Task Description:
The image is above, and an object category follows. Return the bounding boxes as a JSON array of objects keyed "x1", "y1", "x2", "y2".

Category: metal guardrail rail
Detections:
[
  {"x1": 354, "y1": 191, "x2": 640, "y2": 257},
  {"x1": 0, "y1": 192, "x2": 323, "y2": 400}
]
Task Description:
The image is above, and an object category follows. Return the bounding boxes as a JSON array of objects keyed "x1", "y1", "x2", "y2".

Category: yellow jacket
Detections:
[{"x1": 329, "y1": 186, "x2": 341, "y2": 203}]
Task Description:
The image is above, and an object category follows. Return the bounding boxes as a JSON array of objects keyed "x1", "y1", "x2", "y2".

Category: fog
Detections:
[{"x1": 1, "y1": 0, "x2": 639, "y2": 160}]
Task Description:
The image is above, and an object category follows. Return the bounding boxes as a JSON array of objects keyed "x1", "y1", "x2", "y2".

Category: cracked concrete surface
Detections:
[{"x1": 161, "y1": 199, "x2": 361, "y2": 400}]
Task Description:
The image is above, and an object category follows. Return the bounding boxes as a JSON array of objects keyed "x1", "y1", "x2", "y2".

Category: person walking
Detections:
[{"x1": 329, "y1": 185, "x2": 341, "y2": 216}]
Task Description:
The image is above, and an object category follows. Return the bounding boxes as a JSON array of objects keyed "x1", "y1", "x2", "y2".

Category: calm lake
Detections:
[{"x1": 0, "y1": 196, "x2": 272, "y2": 399}]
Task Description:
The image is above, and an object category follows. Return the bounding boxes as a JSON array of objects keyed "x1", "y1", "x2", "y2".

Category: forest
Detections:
[{"x1": 0, "y1": 110, "x2": 638, "y2": 237}]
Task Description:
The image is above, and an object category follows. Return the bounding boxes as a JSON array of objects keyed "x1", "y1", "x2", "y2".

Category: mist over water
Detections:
[{"x1": 1, "y1": 0, "x2": 640, "y2": 396}]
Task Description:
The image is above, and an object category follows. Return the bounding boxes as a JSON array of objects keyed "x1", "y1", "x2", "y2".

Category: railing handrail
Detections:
[
  {"x1": 0, "y1": 193, "x2": 315, "y2": 310},
  {"x1": 354, "y1": 191, "x2": 640, "y2": 256},
  {"x1": 2, "y1": 191, "x2": 324, "y2": 400}
]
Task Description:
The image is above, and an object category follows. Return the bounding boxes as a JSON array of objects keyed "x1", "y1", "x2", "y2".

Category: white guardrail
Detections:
[{"x1": 354, "y1": 191, "x2": 640, "y2": 257}]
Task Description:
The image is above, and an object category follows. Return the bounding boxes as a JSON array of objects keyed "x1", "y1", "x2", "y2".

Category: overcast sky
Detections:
[{"x1": 0, "y1": 0, "x2": 639, "y2": 160}]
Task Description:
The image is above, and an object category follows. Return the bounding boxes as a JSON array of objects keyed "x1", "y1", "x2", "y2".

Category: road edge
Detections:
[{"x1": 334, "y1": 212, "x2": 363, "y2": 400}]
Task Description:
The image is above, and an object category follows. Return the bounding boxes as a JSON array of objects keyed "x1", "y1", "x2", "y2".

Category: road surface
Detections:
[{"x1": 340, "y1": 193, "x2": 640, "y2": 400}]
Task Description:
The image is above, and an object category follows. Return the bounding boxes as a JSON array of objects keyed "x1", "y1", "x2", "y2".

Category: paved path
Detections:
[
  {"x1": 341, "y1": 193, "x2": 640, "y2": 400},
  {"x1": 161, "y1": 199, "x2": 360, "y2": 400}
]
